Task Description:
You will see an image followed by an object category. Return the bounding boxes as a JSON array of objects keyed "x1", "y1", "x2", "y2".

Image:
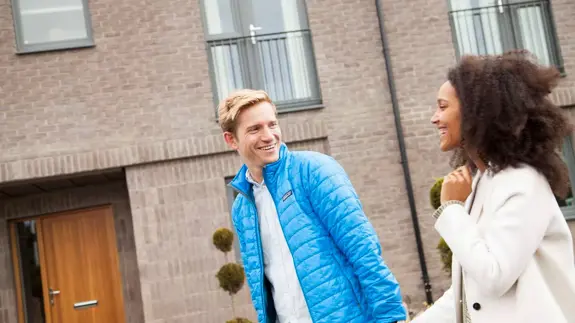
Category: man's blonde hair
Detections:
[{"x1": 218, "y1": 89, "x2": 276, "y2": 133}]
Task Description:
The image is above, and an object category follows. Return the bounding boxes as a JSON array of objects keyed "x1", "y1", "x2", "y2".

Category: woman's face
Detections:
[{"x1": 431, "y1": 81, "x2": 462, "y2": 152}]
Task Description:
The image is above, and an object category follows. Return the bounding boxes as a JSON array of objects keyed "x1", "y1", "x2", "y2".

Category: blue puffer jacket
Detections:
[{"x1": 229, "y1": 144, "x2": 406, "y2": 323}]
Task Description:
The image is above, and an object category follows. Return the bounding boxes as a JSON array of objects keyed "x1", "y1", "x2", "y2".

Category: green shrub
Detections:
[
  {"x1": 429, "y1": 177, "x2": 443, "y2": 210},
  {"x1": 226, "y1": 318, "x2": 253, "y2": 323},
  {"x1": 430, "y1": 177, "x2": 453, "y2": 275},
  {"x1": 437, "y1": 238, "x2": 452, "y2": 274},
  {"x1": 213, "y1": 227, "x2": 249, "y2": 321},
  {"x1": 213, "y1": 228, "x2": 234, "y2": 253},
  {"x1": 216, "y1": 263, "x2": 246, "y2": 295}
]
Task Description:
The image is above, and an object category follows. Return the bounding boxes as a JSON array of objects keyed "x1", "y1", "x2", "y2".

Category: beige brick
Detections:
[{"x1": 1, "y1": 0, "x2": 575, "y2": 320}]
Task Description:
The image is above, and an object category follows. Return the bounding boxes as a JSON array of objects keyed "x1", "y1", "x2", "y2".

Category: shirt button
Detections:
[{"x1": 473, "y1": 302, "x2": 481, "y2": 310}]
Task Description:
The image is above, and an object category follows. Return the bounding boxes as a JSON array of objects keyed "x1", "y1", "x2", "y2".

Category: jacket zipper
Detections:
[
  {"x1": 230, "y1": 185, "x2": 268, "y2": 322},
  {"x1": 263, "y1": 172, "x2": 317, "y2": 323}
]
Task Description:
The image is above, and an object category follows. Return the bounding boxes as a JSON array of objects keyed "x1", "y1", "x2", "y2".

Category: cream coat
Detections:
[{"x1": 413, "y1": 164, "x2": 575, "y2": 323}]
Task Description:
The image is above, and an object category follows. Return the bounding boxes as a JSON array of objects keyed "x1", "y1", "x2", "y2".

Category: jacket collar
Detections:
[
  {"x1": 229, "y1": 143, "x2": 289, "y2": 197},
  {"x1": 263, "y1": 142, "x2": 288, "y2": 179}
]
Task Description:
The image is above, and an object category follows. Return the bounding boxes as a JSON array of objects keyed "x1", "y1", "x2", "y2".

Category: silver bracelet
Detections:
[{"x1": 432, "y1": 200, "x2": 464, "y2": 219}]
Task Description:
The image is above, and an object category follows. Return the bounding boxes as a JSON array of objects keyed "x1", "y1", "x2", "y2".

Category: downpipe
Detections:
[{"x1": 374, "y1": 0, "x2": 434, "y2": 306}]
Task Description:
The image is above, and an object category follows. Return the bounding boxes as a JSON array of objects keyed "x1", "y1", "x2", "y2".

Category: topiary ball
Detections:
[
  {"x1": 226, "y1": 318, "x2": 253, "y2": 323},
  {"x1": 213, "y1": 228, "x2": 234, "y2": 253},
  {"x1": 429, "y1": 177, "x2": 444, "y2": 210},
  {"x1": 437, "y1": 237, "x2": 453, "y2": 275},
  {"x1": 216, "y1": 263, "x2": 245, "y2": 295}
]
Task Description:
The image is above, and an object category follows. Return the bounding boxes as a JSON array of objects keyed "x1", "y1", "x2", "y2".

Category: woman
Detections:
[{"x1": 414, "y1": 50, "x2": 575, "y2": 323}]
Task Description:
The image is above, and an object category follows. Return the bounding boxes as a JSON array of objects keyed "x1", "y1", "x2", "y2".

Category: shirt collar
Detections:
[{"x1": 246, "y1": 170, "x2": 265, "y2": 188}]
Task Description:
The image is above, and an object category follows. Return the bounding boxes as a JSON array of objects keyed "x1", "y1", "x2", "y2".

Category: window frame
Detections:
[
  {"x1": 561, "y1": 135, "x2": 575, "y2": 220},
  {"x1": 11, "y1": 0, "x2": 95, "y2": 54},
  {"x1": 446, "y1": 0, "x2": 565, "y2": 74},
  {"x1": 199, "y1": 0, "x2": 323, "y2": 114}
]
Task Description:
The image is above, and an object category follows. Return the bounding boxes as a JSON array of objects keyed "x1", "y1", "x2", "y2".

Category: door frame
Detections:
[
  {"x1": 10, "y1": 213, "x2": 52, "y2": 323},
  {"x1": 8, "y1": 204, "x2": 121, "y2": 323}
]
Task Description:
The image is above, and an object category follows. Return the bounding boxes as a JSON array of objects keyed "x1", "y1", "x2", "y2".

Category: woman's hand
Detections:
[{"x1": 440, "y1": 165, "x2": 473, "y2": 204}]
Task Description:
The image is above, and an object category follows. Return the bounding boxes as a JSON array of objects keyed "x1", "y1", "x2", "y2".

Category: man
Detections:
[{"x1": 220, "y1": 89, "x2": 406, "y2": 323}]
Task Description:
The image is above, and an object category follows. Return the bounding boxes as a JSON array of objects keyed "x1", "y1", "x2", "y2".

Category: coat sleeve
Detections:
[
  {"x1": 435, "y1": 168, "x2": 554, "y2": 297},
  {"x1": 306, "y1": 154, "x2": 406, "y2": 322},
  {"x1": 411, "y1": 287, "x2": 456, "y2": 323}
]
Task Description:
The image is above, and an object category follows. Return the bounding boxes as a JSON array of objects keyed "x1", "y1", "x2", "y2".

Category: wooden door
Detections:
[{"x1": 38, "y1": 206, "x2": 126, "y2": 323}]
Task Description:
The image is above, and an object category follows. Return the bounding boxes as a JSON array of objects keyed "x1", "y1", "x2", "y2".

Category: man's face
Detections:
[{"x1": 224, "y1": 101, "x2": 282, "y2": 170}]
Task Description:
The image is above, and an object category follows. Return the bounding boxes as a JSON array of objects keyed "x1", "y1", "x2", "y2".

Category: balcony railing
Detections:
[
  {"x1": 448, "y1": 0, "x2": 563, "y2": 70},
  {"x1": 207, "y1": 29, "x2": 322, "y2": 111}
]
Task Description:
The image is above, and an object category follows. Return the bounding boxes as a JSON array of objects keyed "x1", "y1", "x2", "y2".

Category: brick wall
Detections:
[
  {"x1": 0, "y1": 0, "x2": 327, "y2": 183},
  {"x1": 0, "y1": 182, "x2": 144, "y2": 323},
  {"x1": 299, "y1": 0, "x2": 417, "y2": 307},
  {"x1": 1, "y1": 0, "x2": 575, "y2": 318},
  {"x1": 360, "y1": 0, "x2": 575, "y2": 305}
]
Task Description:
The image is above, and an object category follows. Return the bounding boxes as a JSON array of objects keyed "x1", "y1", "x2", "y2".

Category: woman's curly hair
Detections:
[{"x1": 448, "y1": 50, "x2": 573, "y2": 198}]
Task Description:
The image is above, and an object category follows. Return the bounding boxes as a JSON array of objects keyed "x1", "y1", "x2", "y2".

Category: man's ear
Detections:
[{"x1": 223, "y1": 132, "x2": 238, "y2": 150}]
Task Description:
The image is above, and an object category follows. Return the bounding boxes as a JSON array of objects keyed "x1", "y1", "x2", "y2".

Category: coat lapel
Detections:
[
  {"x1": 452, "y1": 258, "x2": 463, "y2": 323},
  {"x1": 469, "y1": 173, "x2": 488, "y2": 223},
  {"x1": 453, "y1": 171, "x2": 483, "y2": 323}
]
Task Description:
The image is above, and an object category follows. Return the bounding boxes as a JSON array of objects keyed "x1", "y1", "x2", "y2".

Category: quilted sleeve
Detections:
[
  {"x1": 230, "y1": 196, "x2": 248, "y2": 263},
  {"x1": 306, "y1": 154, "x2": 406, "y2": 322}
]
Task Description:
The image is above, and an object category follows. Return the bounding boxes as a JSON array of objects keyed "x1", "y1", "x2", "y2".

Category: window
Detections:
[
  {"x1": 559, "y1": 136, "x2": 575, "y2": 220},
  {"x1": 448, "y1": 0, "x2": 563, "y2": 71},
  {"x1": 11, "y1": 0, "x2": 94, "y2": 53},
  {"x1": 225, "y1": 178, "x2": 243, "y2": 262},
  {"x1": 201, "y1": 0, "x2": 322, "y2": 112}
]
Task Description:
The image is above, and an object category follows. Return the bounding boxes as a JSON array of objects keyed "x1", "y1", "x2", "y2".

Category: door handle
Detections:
[
  {"x1": 49, "y1": 288, "x2": 60, "y2": 305},
  {"x1": 74, "y1": 300, "x2": 98, "y2": 309},
  {"x1": 249, "y1": 24, "x2": 262, "y2": 45}
]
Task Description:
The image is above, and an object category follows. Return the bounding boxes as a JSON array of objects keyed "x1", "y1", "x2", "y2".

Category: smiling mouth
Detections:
[
  {"x1": 259, "y1": 144, "x2": 276, "y2": 151},
  {"x1": 438, "y1": 127, "x2": 447, "y2": 136}
]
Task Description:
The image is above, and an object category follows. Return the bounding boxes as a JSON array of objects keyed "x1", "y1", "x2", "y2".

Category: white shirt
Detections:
[{"x1": 247, "y1": 172, "x2": 312, "y2": 323}]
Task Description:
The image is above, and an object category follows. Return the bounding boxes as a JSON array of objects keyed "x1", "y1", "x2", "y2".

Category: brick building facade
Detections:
[{"x1": 1, "y1": 0, "x2": 574, "y2": 322}]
